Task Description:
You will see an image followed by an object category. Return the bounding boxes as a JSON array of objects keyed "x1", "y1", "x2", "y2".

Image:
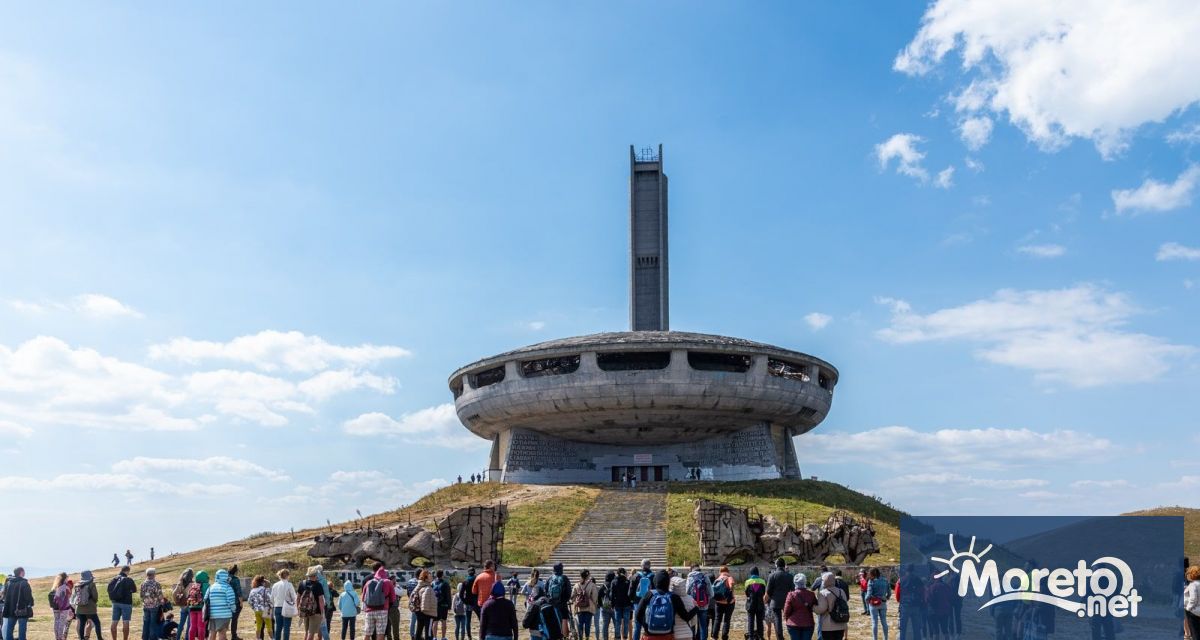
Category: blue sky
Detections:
[{"x1": 2, "y1": 1, "x2": 1199, "y2": 572}]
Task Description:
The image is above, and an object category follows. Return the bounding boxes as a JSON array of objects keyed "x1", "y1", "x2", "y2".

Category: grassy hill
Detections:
[
  {"x1": 1122, "y1": 506, "x2": 1200, "y2": 559},
  {"x1": 665, "y1": 479, "x2": 904, "y2": 566}
]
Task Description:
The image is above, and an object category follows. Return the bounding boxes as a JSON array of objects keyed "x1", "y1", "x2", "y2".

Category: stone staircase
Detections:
[{"x1": 545, "y1": 487, "x2": 668, "y2": 571}]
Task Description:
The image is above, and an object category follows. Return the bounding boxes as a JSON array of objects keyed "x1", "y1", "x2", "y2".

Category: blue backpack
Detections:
[
  {"x1": 645, "y1": 591, "x2": 674, "y2": 635},
  {"x1": 635, "y1": 572, "x2": 653, "y2": 599}
]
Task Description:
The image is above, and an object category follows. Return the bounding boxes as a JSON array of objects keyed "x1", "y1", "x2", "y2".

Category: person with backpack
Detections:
[
  {"x1": 74, "y1": 571, "x2": 103, "y2": 640},
  {"x1": 140, "y1": 568, "x2": 165, "y2": 640},
  {"x1": 109, "y1": 566, "x2": 138, "y2": 640},
  {"x1": 248, "y1": 576, "x2": 274, "y2": 640},
  {"x1": 478, "y1": 582, "x2": 517, "y2": 640},
  {"x1": 596, "y1": 572, "x2": 614, "y2": 640},
  {"x1": 634, "y1": 571, "x2": 695, "y2": 640},
  {"x1": 782, "y1": 574, "x2": 816, "y2": 640},
  {"x1": 269, "y1": 569, "x2": 297, "y2": 640},
  {"x1": 338, "y1": 581, "x2": 361, "y2": 640},
  {"x1": 462, "y1": 568, "x2": 477, "y2": 640},
  {"x1": 894, "y1": 565, "x2": 925, "y2": 640},
  {"x1": 609, "y1": 569, "x2": 631, "y2": 640},
  {"x1": 708, "y1": 566, "x2": 733, "y2": 640},
  {"x1": 360, "y1": 566, "x2": 394, "y2": 640},
  {"x1": 453, "y1": 584, "x2": 468, "y2": 640},
  {"x1": 297, "y1": 568, "x2": 327, "y2": 640},
  {"x1": 50, "y1": 572, "x2": 74, "y2": 640},
  {"x1": 628, "y1": 561, "x2": 654, "y2": 640},
  {"x1": 743, "y1": 569, "x2": 767, "y2": 640},
  {"x1": 765, "y1": 560, "x2": 792, "y2": 640},
  {"x1": 228, "y1": 566, "x2": 244, "y2": 640},
  {"x1": 573, "y1": 570, "x2": 598, "y2": 640},
  {"x1": 410, "y1": 571, "x2": 438, "y2": 640},
  {"x1": 668, "y1": 576, "x2": 697, "y2": 640},
  {"x1": 206, "y1": 569, "x2": 240, "y2": 640},
  {"x1": 811, "y1": 574, "x2": 848, "y2": 640},
  {"x1": 546, "y1": 564, "x2": 572, "y2": 640},
  {"x1": 2, "y1": 567, "x2": 33, "y2": 640},
  {"x1": 433, "y1": 570, "x2": 452, "y2": 640},
  {"x1": 313, "y1": 567, "x2": 333, "y2": 640},
  {"x1": 174, "y1": 570, "x2": 195, "y2": 640},
  {"x1": 188, "y1": 571, "x2": 212, "y2": 640},
  {"x1": 521, "y1": 577, "x2": 553, "y2": 640},
  {"x1": 864, "y1": 568, "x2": 890, "y2": 640},
  {"x1": 683, "y1": 566, "x2": 710, "y2": 640}
]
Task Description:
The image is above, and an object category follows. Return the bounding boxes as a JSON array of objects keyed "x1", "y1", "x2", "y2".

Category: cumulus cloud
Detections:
[
  {"x1": 896, "y1": 0, "x2": 1200, "y2": 157},
  {"x1": 6, "y1": 293, "x2": 142, "y2": 319},
  {"x1": 958, "y1": 116, "x2": 994, "y2": 150},
  {"x1": 1112, "y1": 165, "x2": 1200, "y2": 215},
  {"x1": 803, "y1": 312, "x2": 832, "y2": 331},
  {"x1": 1168, "y1": 123, "x2": 1200, "y2": 146},
  {"x1": 934, "y1": 166, "x2": 955, "y2": 189},
  {"x1": 1017, "y1": 244, "x2": 1066, "y2": 259},
  {"x1": 111, "y1": 455, "x2": 289, "y2": 481},
  {"x1": 1157, "y1": 242, "x2": 1200, "y2": 261},
  {"x1": 875, "y1": 133, "x2": 929, "y2": 182},
  {"x1": 297, "y1": 369, "x2": 398, "y2": 402},
  {"x1": 875, "y1": 285, "x2": 1193, "y2": 386},
  {"x1": 342, "y1": 404, "x2": 488, "y2": 449},
  {"x1": 277, "y1": 471, "x2": 448, "y2": 510},
  {"x1": 149, "y1": 330, "x2": 410, "y2": 373}
]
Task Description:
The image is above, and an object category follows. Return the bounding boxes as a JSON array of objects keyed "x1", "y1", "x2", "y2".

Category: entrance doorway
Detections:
[{"x1": 610, "y1": 465, "x2": 669, "y2": 482}]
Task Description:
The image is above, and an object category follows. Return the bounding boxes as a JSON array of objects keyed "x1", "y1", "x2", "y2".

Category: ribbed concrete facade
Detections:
[{"x1": 630, "y1": 145, "x2": 668, "y2": 332}]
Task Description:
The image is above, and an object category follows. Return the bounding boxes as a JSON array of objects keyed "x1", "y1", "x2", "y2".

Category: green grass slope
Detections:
[{"x1": 1122, "y1": 506, "x2": 1200, "y2": 560}]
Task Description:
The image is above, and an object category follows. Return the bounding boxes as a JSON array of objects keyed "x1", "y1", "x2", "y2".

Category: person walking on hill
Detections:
[
  {"x1": 174, "y1": 570, "x2": 195, "y2": 640},
  {"x1": 629, "y1": 561, "x2": 655, "y2": 640},
  {"x1": 610, "y1": 569, "x2": 631, "y2": 640},
  {"x1": 683, "y1": 566, "x2": 711, "y2": 640},
  {"x1": 109, "y1": 566, "x2": 138, "y2": 640},
  {"x1": 297, "y1": 569, "x2": 327, "y2": 640},
  {"x1": 51, "y1": 572, "x2": 74, "y2": 640},
  {"x1": 2, "y1": 567, "x2": 33, "y2": 640},
  {"x1": 207, "y1": 569, "x2": 240, "y2": 640},
  {"x1": 270, "y1": 569, "x2": 297, "y2": 640},
  {"x1": 782, "y1": 574, "x2": 816, "y2": 640},
  {"x1": 433, "y1": 570, "x2": 452, "y2": 640},
  {"x1": 478, "y1": 582, "x2": 517, "y2": 640},
  {"x1": 743, "y1": 569, "x2": 767, "y2": 640},
  {"x1": 864, "y1": 568, "x2": 890, "y2": 640},
  {"x1": 573, "y1": 570, "x2": 598, "y2": 640},
  {"x1": 765, "y1": 560, "x2": 793, "y2": 640},
  {"x1": 74, "y1": 571, "x2": 103, "y2": 640},
  {"x1": 126, "y1": 551, "x2": 135, "y2": 566},
  {"x1": 338, "y1": 581, "x2": 361, "y2": 640},
  {"x1": 634, "y1": 571, "x2": 695, "y2": 640},
  {"x1": 811, "y1": 575, "x2": 848, "y2": 640},
  {"x1": 708, "y1": 566, "x2": 734, "y2": 640},
  {"x1": 249, "y1": 576, "x2": 274, "y2": 640},
  {"x1": 141, "y1": 568, "x2": 166, "y2": 640},
  {"x1": 113, "y1": 555, "x2": 120, "y2": 568},
  {"x1": 360, "y1": 566, "x2": 394, "y2": 640},
  {"x1": 547, "y1": 564, "x2": 572, "y2": 640}
]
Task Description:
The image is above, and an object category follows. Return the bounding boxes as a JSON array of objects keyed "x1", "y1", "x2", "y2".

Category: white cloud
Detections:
[
  {"x1": 890, "y1": 473, "x2": 1048, "y2": 490},
  {"x1": 964, "y1": 157, "x2": 985, "y2": 173},
  {"x1": 934, "y1": 166, "x2": 955, "y2": 189},
  {"x1": 1112, "y1": 165, "x2": 1200, "y2": 215},
  {"x1": 342, "y1": 404, "x2": 488, "y2": 449},
  {"x1": 297, "y1": 369, "x2": 398, "y2": 402},
  {"x1": 72, "y1": 294, "x2": 142, "y2": 319},
  {"x1": 527, "y1": 321, "x2": 547, "y2": 331},
  {"x1": 1017, "y1": 243, "x2": 1066, "y2": 259},
  {"x1": 896, "y1": 0, "x2": 1200, "y2": 157},
  {"x1": 0, "y1": 419, "x2": 32, "y2": 438},
  {"x1": 111, "y1": 456, "x2": 289, "y2": 481},
  {"x1": 875, "y1": 133, "x2": 929, "y2": 182},
  {"x1": 0, "y1": 472, "x2": 242, "y2": 497},
  {"x1": 1157, "y1": 242, "x2": 1200, "y2": 261},
  {"x1": 149, "y1": 330, "x2": 410, "y2": 373},
  {"x1": 959, "y1": 116, "x2": 993, "y2": 150},
  {"x1": 277, "y1": 472, "x2": 448, "y2": 510},
  {"x1": 1167, "y1": 123, "x2": 1200, "y2": 145},
  {"x1": 1069, "y1": 479, "x2": 1132, "y2": 489},
  {"x1": 803, "y1": 312, "x2": 832, "y2": 331},
  {"x1": 803, "y1": 426, "x2": 1115, "y2": 470},
  {"x1": 876, "y1": 285, "x2": 1193, "y2": 386}
]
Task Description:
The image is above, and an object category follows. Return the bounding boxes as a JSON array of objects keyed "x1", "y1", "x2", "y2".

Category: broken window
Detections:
[
  {"x1": 450, "y1": 376, "x2": 464, "y2": 398},
  {"x1": 468, "y1": 365, "x2": 506, "y2": 388},
  {"x1": 597, "y1": 351, "x2": 671, "y2": 371},
  {"x1": 688, "y1": 351, "x2": 751, "y2": 373},
  {"x1": 521, "y1": 355, "x2": 581, "y2": 377},
  {"x1": 768, "y1": 358, "x2": 811, "y2": 382},
  {"x1": 818, "y1": 371, "x2": 835, "y2": 391}
]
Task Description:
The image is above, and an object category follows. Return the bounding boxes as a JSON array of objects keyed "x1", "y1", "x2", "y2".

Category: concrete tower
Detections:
[{"x1": 630, "y1": 144, "x2": 669, "y2": 331}]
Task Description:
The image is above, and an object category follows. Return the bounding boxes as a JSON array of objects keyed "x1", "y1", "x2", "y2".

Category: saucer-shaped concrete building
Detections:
[{"x1": 450, "y1": 146, "x2": 838, "y2": 483}]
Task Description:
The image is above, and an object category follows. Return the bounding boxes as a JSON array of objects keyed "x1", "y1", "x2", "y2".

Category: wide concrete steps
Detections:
[{"x1": 547, "y1": 488, "x2": 668, "y2": 569}]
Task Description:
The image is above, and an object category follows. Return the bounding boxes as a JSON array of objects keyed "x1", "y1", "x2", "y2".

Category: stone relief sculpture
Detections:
[
  {"x1": 695, "y1": 498, "x2": 879, "y2": 566},
  {"x1": 308, "y1": 504, "x2": 507, "y2": 568}
]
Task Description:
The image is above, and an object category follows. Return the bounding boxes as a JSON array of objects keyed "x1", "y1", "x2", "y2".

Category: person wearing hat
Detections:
[
  {"x1": 478, "y1": 582, "x2": 517, "y2": 640},
  {"x1": 782, "y1": 574, "x2": 816, "y2": 640},
  {"x1": 140, "y1": 569, "x2": 166, "y2": 640},
  {"x1": 297, "y1": 568, "x2": 327, "y2": 640},
  {"x1": 76, "y1": 570, "x2": 104, "y2": 640}
]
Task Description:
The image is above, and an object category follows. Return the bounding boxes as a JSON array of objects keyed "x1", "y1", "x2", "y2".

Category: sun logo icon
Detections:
[{"x1": 930, "y1": 534, "x2": 993, "y2": 579}]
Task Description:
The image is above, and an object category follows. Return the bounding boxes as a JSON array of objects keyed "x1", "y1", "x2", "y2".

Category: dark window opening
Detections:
[
  {"x1": 688, "y1": 351, "x2": 751, "y2": 373},
  {"x1": 521, "y1": 354, "x2": 581, "y2": 377},
  {"x1": 818, "y1": 371, "x2": 834, "y2": 391},
  {"x1": 469, "y1": 365, "x2": 505, "y2": 388},
  {"x1": 768, "y1": 358, "x2": 811, "y2": 382},
  {"x1": 597, "y1": 351, "x2": 671, "y2": 371},
  {"x1": 797, "y1": 407, "x2": 817, "y2": 419},
  {"x1": 450, "y1": 376, "x2": 464, "y2": 398}
]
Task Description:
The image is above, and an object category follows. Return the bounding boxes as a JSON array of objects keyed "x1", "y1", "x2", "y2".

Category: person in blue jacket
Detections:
[
  {"x1": 338, "y1": 582, "x2": 362, "y2": 640},
  {"x1": 206, "y1": 570, "x2": 240, "y2": 640}
]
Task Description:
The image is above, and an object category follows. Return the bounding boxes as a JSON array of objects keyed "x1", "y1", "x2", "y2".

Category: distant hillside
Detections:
[
  {"x1": 666, "y1": 479, "x2": 904, "y2": 565},
  {"x1": 1123, "y1": 506, "x2": 1200, "y2": 559}
]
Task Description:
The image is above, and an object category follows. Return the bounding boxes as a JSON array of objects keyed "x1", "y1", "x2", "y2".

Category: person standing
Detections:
[
  {"x1": 895, "y1": 566, "x2": 924, "y2": 640},
  {"x1": 74, "y1": 571, "x2": 103, "y2": 640},
  {"x1": 249, "y1": 576, "x2": 274, "y2": 640},
  {"x1": 2, "y1": 567, "x2": 33, "y2": 640},
  {"x1": 597, "y1": 572, "x2": 615, "y2": 640},
  {"x1": 1184, "y1": 565, "x2": 1200, "y2": 640},
  {"x1": 410, "y1": 571, "x2": 437, "y2": 640},
  {"x1": 206, "y1": 569, "x2": 240, "y2": 640},
  {"x1": 270, "y1": 570, "x2": 297, "y2": 640},
  {"x1": 141, "y1": 569, "x2": 165, "y2": 640},
  {"x1": 433, "y1": 571, "x2": 451, "y2": 640},
  {"x1": 126, "y1": 551, "x2": 135, "y2": 566},
  {"x1": 629, "y1": 561, "x2": 654, "y2": 640},
  {"x1": 684, "y1": 566, "x2": 711, "y2": 640},
  {"x1": 610, "y1": 569, "x2": 631, "y2": 640},
  {"x1": 709, "y1": 566, "x2": 734, "y2": 640},
  {"x1": 189, "y1": 571, "x2": 212, "y2": 640},
  {"x1": 297, "y1": 569, "x2": 327, "y2": 640},
  {"x1": 478, "y1": 583, "x2": 517, "y2": 640},
  {"x1": 174, "y1": 570, "x2": 195, "y2": 640},
  {"x1": 743, "y1": 569, "x2": 767, "y2": 640},
  {"x1": 573, "y1": 570, "x2": 598, "y2": 640},
  {"x1": 151, "y1": 549, "x2": 156, "y2": 562},
  {"x1": 361, "y1": 566, "x2": 395, "y2": 640},
  {"x1": 547, "y1": 564, "x2": 572, "y2": 640},
  {"x1": 113, "y1": 555, "x2": 120, "y2": 568},
  {"x1": 864, "y1": 569, "x2": 890, "y2": 640},
  {"x1": 811, "y1": 575, "x2": 848, "y2": 640},
  {"x1": 633, "y1": 571, "x2": 695, "y2": 640},
  {"x1": 51, "y1": 572, "x2": 74, "y2": 640},
  {"x1": 314, "y1": 568, "x2": 333, "y2": 640},
  {"x1": 108, "y1": 566, "x2": 138, "y2": 640},
  {"x1": 765, "y1": 560, "x2": 793, "y2": 640},
  {"x1": 228, "y1": 566, "x2": 244, "y2": 640},
  {"x1": 782, "y1": 574, "x2": 816, "y2": 640},
  {"x1": 453, "y1": 584, "x2": 468, "y2": 640},
  {"x1": 471, "y1": 563, "x2": 498, "y2": 634},
  {"x1": 338, "y1": 581, "x2": 361, "y2": 640}
]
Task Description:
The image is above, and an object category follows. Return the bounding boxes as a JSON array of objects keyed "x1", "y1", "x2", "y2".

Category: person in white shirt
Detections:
[{"x1": 271, "y1": 570, "x2": 299, "y2": 640}]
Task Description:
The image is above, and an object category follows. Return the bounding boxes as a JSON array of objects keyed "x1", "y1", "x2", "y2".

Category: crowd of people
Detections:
[{"x1": 4, "y1": 556, "x2": 1200, "y2": 640}]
